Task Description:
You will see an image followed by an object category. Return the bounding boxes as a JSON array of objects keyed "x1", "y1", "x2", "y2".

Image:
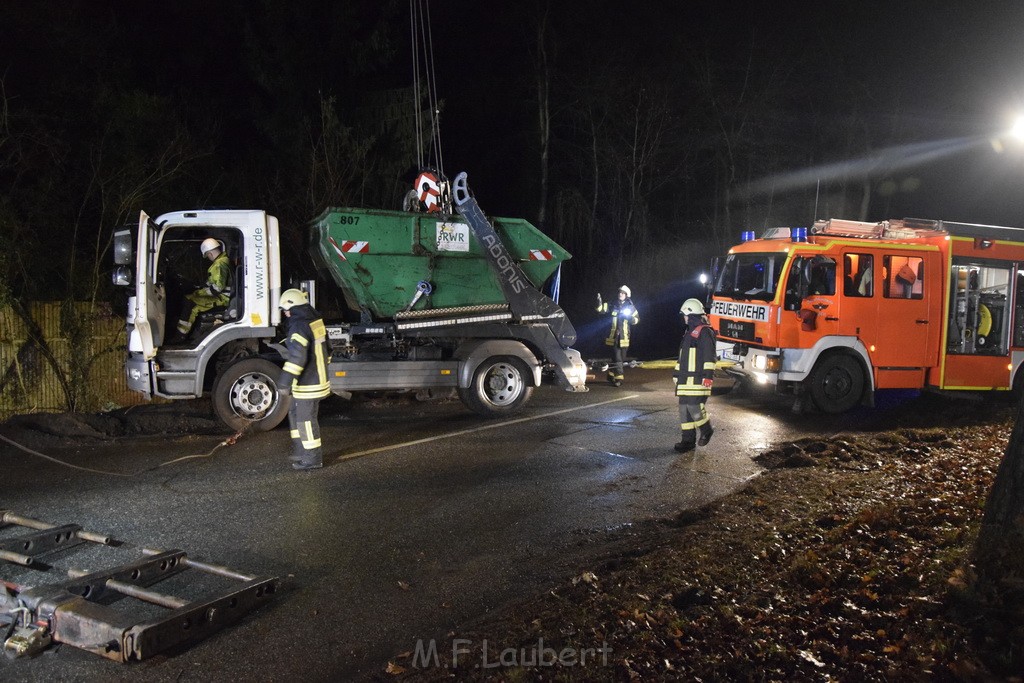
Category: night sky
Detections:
[{"x1": 4, "y1": 1, "x2": 1024, "y2": 357}]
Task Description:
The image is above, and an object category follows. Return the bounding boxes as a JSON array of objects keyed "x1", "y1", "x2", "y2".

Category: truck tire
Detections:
[
  {"x1": 212, "y1": 358, "x2": 291, "y2": 431},
  {"x1": 807, "y1": 354, "x2": 864, "y2": 414},
  {"x1": 458, "y1": 355, "x2": 534, "y2": 417}
]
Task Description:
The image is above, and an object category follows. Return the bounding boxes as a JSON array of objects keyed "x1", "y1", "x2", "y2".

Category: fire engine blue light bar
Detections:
[
  {"x1": 790, "y1": 227, "x2": 808, "y2": 242},
  {"x1": 741, "y1": 231, "x2": 756, "y2": 242}
]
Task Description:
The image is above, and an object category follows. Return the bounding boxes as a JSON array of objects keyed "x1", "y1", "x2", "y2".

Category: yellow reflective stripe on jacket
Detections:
[
  {"x1": 283, "y1": 361, "x2": 303, "y2": 376},
  {"x1": 291, "y1": 332, "x2": 309, "y2": 346},
  {"x1": 310, "y1": 319, "x2": 328, "y2": 393},
  {"x1": 294, "y1": 384, "x2": 331, "y2": 399},
  {"x1": 605, "y1": 317, "x2": 631, "y2": 346}
]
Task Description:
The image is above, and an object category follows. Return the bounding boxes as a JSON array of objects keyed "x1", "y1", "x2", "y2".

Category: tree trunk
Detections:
[
  {"x1": 534, "y1": 6, "x2": 550, "y2": 227},
  {"x1": 974, "y1": 391, "x2": 1024, "y2": 588}
]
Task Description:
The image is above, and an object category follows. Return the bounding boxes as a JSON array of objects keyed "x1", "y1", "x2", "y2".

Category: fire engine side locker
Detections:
[{"x1": 939, "y1": 226, "x2": 1024, "y2": 391}]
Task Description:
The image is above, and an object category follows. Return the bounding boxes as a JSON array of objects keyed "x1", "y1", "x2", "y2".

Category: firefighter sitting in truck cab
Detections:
[{"x1": 175, "y1": 238, "x2": 232, "y2": 338}]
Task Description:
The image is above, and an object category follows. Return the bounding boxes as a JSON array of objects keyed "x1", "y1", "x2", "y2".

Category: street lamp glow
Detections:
[
  {"x1": 1012, "y1": 115, "x2": 1024, "y2": 140},
  {"x1": 699, "y1": 272, "x2": 708, "y2": 285}
]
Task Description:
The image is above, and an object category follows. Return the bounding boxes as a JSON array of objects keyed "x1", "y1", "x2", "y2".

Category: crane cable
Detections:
[{"x1": 409, "y1": 0, "x2": 445, "y2": 178}]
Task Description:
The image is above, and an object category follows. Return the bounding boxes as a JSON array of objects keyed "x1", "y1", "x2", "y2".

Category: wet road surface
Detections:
[{"x1": 1, "y1": 367, "x2": 862, "y2": 680}]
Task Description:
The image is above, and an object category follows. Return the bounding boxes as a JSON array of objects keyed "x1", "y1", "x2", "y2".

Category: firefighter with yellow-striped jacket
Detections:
[
  {"x1": 277, "y1": 289, "x2": 331, "y2": 470},
  {"x1": 596, "y1": 285, "x2": 639, "y2": 386},
  {"x1": 673, "y1": 298, "x2": 716, "y2": 453}
]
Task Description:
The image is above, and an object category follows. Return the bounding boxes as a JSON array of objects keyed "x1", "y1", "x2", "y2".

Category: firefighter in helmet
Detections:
[
  {"x1": 277, "y1": 288, "x2": 331, "y2": 470},
  {"x1": 596, "y1": 285, "x2": 639, "y2": 386},
  {"x1": 673, "y1": 298, "x2": 716, "y2": 452},
  {"x1": 176, "y1": 237, "x2": 232, "y2": 338}
]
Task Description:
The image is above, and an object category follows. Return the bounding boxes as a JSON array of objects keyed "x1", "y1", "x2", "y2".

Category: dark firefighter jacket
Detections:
[
  {"x1": 278, "y1": 304, "x2": 331, "y2": 400},
  {"x1": 674, "y1": 318, "x2": 717, "y2": 400},
  {"x1": 597, "y1": 299, "x2": 640, "y2": 347}
]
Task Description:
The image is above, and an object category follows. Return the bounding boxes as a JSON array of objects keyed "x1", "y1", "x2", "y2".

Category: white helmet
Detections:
[
  {"x1": 679, "y1": 298, "x2": 705, "y2": 315},
  {"x1": 619, "y1": 285, "x2": 631, "y2": 297},
  {"x1": 200, "y1": 238, "x2": 221, "y2": 257},
  {"x1": 279, "y1": 288, "x2": 309, "y2": 311}
]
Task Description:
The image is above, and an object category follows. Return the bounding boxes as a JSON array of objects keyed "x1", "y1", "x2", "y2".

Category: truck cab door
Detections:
[
  {"x1": 796, "y1": 255, "x2": 840, "y2": 342},
  {"x1": 870, "y1": 251, "x2": 939, "y2": 369},
  {"x1": 131, "y1": 210, "x2": 164, "y2": 360}
]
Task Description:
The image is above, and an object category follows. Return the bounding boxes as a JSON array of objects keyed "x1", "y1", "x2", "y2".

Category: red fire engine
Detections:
[{"x1": 709, "y1": 217, "x2": 1024, "y2": 412}]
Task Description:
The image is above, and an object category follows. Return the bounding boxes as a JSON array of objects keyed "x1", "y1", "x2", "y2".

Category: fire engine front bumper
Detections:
[{"x1": 717, "y1": 343, "x2": 783, "y2": 386}]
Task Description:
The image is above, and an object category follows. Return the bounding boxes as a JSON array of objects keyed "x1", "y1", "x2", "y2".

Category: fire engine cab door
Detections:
[
  {"x1": 866, "y1": 250, "x2": 940, "y2": 370},
  {"x1": 132, "y1": 210, "x2": 162, "y2": 360}
]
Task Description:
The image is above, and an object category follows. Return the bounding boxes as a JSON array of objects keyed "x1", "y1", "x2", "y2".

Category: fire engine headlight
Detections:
[
  {"x1": 112, "y1": 265, "x2": 132, "y2": 286},
  {"x1": 752, "y1": 354, "x2": 781, "y2": 373}
]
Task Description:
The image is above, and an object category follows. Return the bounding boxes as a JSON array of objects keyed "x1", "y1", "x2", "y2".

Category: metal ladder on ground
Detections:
[{"x1": 0, "y1": 509, "x2": 278, "y2": 662}]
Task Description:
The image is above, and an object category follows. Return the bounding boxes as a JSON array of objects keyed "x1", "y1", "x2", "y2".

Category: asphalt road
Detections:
[{"x1": 1, "y1": 367, "x2": 846, "y2": 681}]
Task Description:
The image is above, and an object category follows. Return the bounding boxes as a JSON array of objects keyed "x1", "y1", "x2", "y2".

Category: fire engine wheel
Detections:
[
  {"x1": 212, "y1": 358, "x2": 291, "y2": 432},
  {"x1": 807, "y1": 354, "x2": 864, "y2": 414},
  {"x1": 459, "y1": 355, "x2": 534, "y2": 417}
]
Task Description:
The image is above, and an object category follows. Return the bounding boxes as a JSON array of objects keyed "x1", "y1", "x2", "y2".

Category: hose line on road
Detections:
[
  {"x1": 0, "y1": 427, "x2": 250, "y2": 478},
  {"x1": 0, "y1": 432, "x2": 133, "y2": 477}
]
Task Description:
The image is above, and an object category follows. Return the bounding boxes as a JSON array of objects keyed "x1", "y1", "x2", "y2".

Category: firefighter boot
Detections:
[
  {"x1": 674, "y1": 439, "x2": 695, "y2": 453},
  {"x1": 292, "y1": 458, "x2": 323, "y2": 471},
  {"x1": 698, "y1": 424, "x2": 715, "y2": 447}
]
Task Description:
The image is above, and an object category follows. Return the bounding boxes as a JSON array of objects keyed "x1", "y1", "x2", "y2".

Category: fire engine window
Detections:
[
  {"x1": 883, "y1": 255, "x2": 923, "y2": 299},
  {"x1": 843, "y1": 253, "x2": 873, "y2": 297},
  {"x1": 807, "y1": 257, "x2": 836, "y2": 296},
  {"x1": 713, "y1": 252, "x2": 787, "y2": 302}
]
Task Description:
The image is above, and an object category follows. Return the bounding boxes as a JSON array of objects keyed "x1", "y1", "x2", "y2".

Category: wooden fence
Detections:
[{"x1": 0, "y1": 301, "x2": 147, "y2": 419}]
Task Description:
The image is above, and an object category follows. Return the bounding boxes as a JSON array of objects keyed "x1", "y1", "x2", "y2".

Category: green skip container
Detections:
[{"x1": 310, "y1": 208, "x2": 571, "y2": 319}]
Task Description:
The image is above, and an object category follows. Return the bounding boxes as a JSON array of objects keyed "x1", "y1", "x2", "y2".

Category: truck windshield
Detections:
[{"x1": 713, "y1": 252, "x2": 789, "y2": 302}]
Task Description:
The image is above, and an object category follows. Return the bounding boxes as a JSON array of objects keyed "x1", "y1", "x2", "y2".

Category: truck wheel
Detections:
[
  {"x1": 459, "y1": 355, "x2": 534, "y2": 417},
  {"x1": 212, "y1": 358, "x2": 290, "y2": 431},
  {"x1": 807, "y1": 354, "x2": 864, "y2": 414}
]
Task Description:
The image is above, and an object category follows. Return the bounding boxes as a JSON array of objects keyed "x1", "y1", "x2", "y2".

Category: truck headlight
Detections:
[{"x1": 752, "y1": 354, "x2": 781, "y2": 373}]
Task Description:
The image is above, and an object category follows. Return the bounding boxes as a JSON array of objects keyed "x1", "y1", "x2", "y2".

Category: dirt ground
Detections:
[
  {"x1": 378, "y1": 394, "x2": 1024, "y2": 681},
  {"x1": 4, "y1": 392, "x2": 1023, "y2": 681}
]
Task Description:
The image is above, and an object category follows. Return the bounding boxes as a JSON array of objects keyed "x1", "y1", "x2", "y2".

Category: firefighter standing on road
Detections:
[
  {"x1": 597, "y1": 285, "x2": 639, "y2": 386},
  {"x1": 673, "y1": 298, "x2": 716, "y2": 452},
  {"x1": 277, "y1": 289, "x2": 331, "y2": 471},
  {"x1": 176, "y1": 237, "x2": 232, "y2": 337}
]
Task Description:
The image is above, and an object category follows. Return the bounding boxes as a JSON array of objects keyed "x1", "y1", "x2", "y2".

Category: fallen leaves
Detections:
[{"x1": 398, "y1": 407, "x2": 1022, "y2": 680}]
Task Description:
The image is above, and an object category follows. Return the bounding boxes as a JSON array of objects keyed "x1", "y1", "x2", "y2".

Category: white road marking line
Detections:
[{"x1": 332, "y1": 394, "x2": 641, "y2": 463}]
